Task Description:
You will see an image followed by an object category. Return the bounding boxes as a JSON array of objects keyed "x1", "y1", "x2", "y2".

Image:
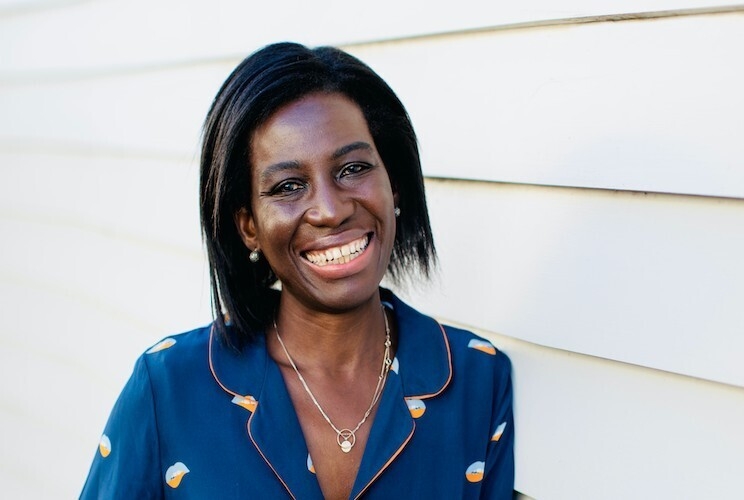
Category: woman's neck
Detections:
[{"x1": 269, "y1": 291, "x2": 388, "y2": 376}]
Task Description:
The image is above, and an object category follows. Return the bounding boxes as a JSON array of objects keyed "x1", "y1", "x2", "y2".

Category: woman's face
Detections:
[{"x1": 236, "y1": 92, "x2": 398, "y2": 313}]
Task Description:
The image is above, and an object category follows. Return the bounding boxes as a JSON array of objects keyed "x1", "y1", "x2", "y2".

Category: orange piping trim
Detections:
[
  {"x1": 405, "y1": 320, "x2": 453, "y2": 400},
  {"x1": 352, "y1": 421, "x2": 416, "y2": 500},
  {"x1": 246, "y1": 413, "x2": 297, "y2": 500},
  {"x1": 208, "y1": 326, "x2": 243, "y2": 399},
  {"x1": 211, "y1": 329, "x2": 292, "y2": 495}
]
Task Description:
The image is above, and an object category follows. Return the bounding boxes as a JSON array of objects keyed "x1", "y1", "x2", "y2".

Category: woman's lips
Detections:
[{"x1": 303, "y1": 234, "x2": 370, "y2": 267}]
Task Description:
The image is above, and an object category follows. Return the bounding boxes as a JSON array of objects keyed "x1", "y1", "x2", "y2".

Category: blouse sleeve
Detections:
[
  {"x1": 80, "y1": 355, "x2": 162, "y2": 499},
  {"x1": 481, "y1": 351, "x2": 515, "y2": 499}
]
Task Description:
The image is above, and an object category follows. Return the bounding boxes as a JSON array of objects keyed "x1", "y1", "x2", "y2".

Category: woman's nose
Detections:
[{"x1": 304, "y1": 181, "x2": 353, "y2": 227}]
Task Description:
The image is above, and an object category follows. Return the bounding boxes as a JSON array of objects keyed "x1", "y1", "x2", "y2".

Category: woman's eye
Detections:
[
  {"x1": 272, "y1": 180, "x2": 304, "y2": 194},
  {"x1": 339, "y1": 162, "x2": 370, "y2": 178}
]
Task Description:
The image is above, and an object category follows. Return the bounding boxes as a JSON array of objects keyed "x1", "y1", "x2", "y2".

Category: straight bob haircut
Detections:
[{"x1": 200, "y1": 42, "x2": 436, "y2": 348}]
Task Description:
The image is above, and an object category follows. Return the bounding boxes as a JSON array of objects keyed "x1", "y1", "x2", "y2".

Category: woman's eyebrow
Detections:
[
  {"x1": 332, "y1": 141, "x2": 373, "y2": 159},
  {"x1": 259, "y1": 160, "x2": 301, "y2": 182},
  {"x1": 259, "y1": 142, "x2": 373, "y2": 182}
]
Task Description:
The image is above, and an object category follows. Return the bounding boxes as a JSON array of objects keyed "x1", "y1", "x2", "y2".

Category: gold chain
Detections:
[{"x1": 274, "y1": 306, "x2": 392, "y2": 453}]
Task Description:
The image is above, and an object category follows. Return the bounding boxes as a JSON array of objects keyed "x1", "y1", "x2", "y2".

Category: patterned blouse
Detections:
[{"x1": 81, "y1": 291, "x2": 514, "y2": 498}]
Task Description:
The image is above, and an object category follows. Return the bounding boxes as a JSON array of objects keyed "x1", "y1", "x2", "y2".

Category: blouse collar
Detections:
[{"x1": 209, "y1": 289, "x2": 453, "y2": 401}]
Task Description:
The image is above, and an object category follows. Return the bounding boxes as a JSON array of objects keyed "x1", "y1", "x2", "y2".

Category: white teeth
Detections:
[{"x1": 305, "y1": 235, "x2": 369, "y2": 267}]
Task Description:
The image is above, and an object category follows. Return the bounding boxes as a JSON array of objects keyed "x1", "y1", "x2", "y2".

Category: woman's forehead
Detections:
[{"x1": 249, "y1": 92, "x2": 377, "y2": 170}]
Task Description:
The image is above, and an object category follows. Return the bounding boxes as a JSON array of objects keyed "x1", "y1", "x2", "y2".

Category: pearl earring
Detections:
[
  {"x1": 394, "y1": 207, "x2": 401, "y2": 217},
  {"x1": 249, "y1": 249, "x2": 260, "y2": 263}
]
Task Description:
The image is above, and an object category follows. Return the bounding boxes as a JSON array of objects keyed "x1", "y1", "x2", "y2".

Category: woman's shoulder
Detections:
[
  {"x1": 387, "y1": 290, "x2": 510, "y2": 366},
  {"x1": 134, "y1": 323, "x2": 269, "y2": 397},
  {"x1": 146, "y1": 324, "x2": 211, "y2": 350},
  {"x1": 141, "y1": 323, "x2": 211, "y2": 355},
  {"x1": 387, "y1": 290, "x2": 511, "y2": 385},
  {"x1": 440, "y1": 322, "x2": 512, "y2": 383},
  {"x1": 134, "y1": 324, "x2": 216, "y2": 380},
  {"x1": 441, "y1": 323, "x2": 510, "y2": 363}
]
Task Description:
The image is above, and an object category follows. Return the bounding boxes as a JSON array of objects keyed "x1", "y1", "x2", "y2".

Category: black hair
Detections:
[{"x1": 200, "y1": 42, "x2": 436, "y2": 348}]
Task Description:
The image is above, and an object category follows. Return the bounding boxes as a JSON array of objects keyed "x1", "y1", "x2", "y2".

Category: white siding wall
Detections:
[{"x1": 1, "y1": 1, "x2": 742, "y2": 498}]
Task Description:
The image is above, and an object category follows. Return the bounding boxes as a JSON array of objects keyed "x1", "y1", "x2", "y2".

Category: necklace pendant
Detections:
[{"x1": 337, "y1": 429, "x2": 356, "y2": 453}]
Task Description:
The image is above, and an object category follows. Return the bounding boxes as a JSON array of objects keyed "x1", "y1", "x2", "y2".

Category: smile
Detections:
[{"x1": 304, "y1": 234, "x2": 370, "y2": 267}]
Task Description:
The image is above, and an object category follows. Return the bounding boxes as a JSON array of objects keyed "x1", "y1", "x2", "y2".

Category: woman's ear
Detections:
[{"x1": 235, "y1": 208, "x2": 259, "y2": 251}]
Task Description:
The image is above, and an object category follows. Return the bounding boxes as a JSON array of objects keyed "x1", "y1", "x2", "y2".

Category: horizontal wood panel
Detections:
[
  {"x1": 0, "y1": 1, "x2": 738, "y2": 74},
  {"x1": 475, "y1": 331, "x2": 744, "y2": 499},
  {"x1": 0, "y1": 217, "x2": 212, "y2": 331},
  {"x1": 398, "y1": 179, "x2": 744, "y2": 387},
  {"x1": 2, "y1": 14, "x2": 742, "y2": 198},
  {"x1": 352, "y1": 13, "x2": 744, "y2": 198},
  {"x1": 0, "y1": 154, "x2": 212, "y2": 337},
  {"x1": 0, "y1": 152, "x2": 203, "y2": 251},
  {"x1": 0, "y1": 64, "x2": 226, "y2": 158}
]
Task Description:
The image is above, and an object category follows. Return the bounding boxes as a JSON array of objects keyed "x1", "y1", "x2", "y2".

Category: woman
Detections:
[{"x1": 82, "y1": 42, "x2": 514, "y2": 499}]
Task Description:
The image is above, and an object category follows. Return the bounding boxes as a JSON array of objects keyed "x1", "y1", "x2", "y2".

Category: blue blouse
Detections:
[{"x1": 81, "y1": 292, "x2": 514, "y2": 498}]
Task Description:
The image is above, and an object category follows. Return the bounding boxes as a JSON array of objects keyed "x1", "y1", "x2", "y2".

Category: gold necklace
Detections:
[{"x1": 274, "y1": 306, "x2": 392, "y2": 454}]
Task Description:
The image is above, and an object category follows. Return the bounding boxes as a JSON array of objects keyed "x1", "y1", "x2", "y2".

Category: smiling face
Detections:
[{"x1": 236, "y1": 92, "x2": 398, "y2": 314}]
